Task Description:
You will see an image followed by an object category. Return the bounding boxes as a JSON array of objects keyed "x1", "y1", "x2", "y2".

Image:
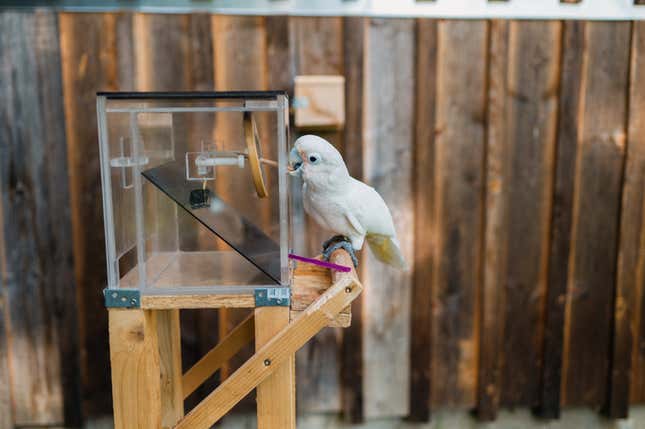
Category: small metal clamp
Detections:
[
  {"x1": 254, "y1": 287, "x2": 290, "y2": 307},
  {"x1": 103, "y1": 288, "x2": 141, "y2": 309}
]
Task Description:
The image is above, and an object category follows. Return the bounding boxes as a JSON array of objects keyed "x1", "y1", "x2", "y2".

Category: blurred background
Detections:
[{"x1": 1, "y1": 2, "x2": 645, "y2": 428}]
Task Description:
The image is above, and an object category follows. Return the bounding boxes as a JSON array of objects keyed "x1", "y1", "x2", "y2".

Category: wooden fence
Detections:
[{"x1": 1, "y1": 10, "x2": 645, "y2": 428}]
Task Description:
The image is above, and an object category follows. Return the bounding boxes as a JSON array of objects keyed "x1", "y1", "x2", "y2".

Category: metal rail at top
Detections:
[{"x1": 2, "y1": 0, "x2": 645, "y2": 20}]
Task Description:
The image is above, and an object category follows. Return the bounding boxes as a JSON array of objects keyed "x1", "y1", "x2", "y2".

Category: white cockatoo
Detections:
[{"x1": 288, "y1": 134, "x2": 407, "y2": 270}]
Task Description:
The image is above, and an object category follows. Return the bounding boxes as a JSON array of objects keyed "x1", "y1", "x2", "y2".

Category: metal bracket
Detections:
[
  {"x1": 254, "y1": 287, "x2": 290, "y2": 307},
  {"x1": 104, "y1": 288, "x2": 141, "y2": 309}
]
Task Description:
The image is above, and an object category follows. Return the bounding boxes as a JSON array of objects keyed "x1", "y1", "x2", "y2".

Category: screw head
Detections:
[
  {"x1": 264, "y1": 359, "x2": 271, "y2": 366},
  {"x1": 130, "y1": 298, "x2": 137, "y2": 305},
  {"x1": 345, "y1": 287, "x2": 352, "y2": 293}
]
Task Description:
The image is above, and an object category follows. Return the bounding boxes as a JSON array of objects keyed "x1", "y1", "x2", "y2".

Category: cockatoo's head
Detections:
[{"x1": 288, "y1": 135, "x2": 350, "y2": 188}]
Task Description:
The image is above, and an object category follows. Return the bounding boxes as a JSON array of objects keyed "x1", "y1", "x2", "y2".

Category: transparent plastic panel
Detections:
[{"x1": 97, "y1": 93, "x2": 289, "y2": 294}]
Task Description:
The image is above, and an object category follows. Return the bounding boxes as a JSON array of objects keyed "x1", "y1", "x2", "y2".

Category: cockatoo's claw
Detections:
[
  {"x1": 322, "y1": 237, "x2": 359, "y2": 268},
  {"x1": 322, "y1": 234, "x2": 348, "y2": 251}
]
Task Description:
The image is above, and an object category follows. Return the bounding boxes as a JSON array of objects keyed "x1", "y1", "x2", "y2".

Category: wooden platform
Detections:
[
  {"x1": 119, "y1": 250, "x2": 354, "y2": 327},
  {"x1": 107, "y1": 249, "x2": 361, "y2": 429}
]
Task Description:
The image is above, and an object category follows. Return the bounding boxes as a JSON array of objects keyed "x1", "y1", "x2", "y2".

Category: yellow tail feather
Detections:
[{"x1": 366, "y1": 234, "x2": 408, "y2": 270}]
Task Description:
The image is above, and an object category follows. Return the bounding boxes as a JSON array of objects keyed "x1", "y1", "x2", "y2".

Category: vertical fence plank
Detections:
[
  {"x1": 363, "y1": 18, "x2": 415, "y2": 418},
  {"x1": 290, "y1": 16, "x2": 345, "y2": 414},
  {"x1": 60, "y1": 12, "x2": 133, "y2": 418},
  {"x1": 266, "y1": 16, "x2": 293, "y2": 93},
  {"x1": 562, "y1": 21, "x2": 631, "y2": 408},
  {"x1": 340, "y1": 16, "x2": 366, "y2": 424},
  {"x1": 629, "y1": 28, "x2": 645, "y2": 408},
  {"x1": 408, "y1": 17, "x2": 438, "y2": 423},
  {"x1": 609, "y1": 21, "x2": 645, "y2": 417},
  {"x1": 537, "y1": 20, "x2": 585, "y2": 419},
  {"x1": 1, "y1": 11, "x2": 81, "y2": 426},
  {"x1": 477, "y1": 19, "x2": 509, "y2": 421},
  {"x1": 0, "y1": 168, "x2": 12, "y2": 429},
  {"x1": 431, "y1": 20, "x2": 487, "y2": 408},
  {"x1": 499, "y1": 21, "x2": 561, "y2": 409}
]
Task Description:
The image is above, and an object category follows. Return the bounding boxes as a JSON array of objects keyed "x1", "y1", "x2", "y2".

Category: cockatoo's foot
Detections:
[
  {"x1": 322, "y1": 235, "x2": 348, "y2": 250},
  {"x1": 322, "y1": 236, "x2": 359, "y2": 268}
]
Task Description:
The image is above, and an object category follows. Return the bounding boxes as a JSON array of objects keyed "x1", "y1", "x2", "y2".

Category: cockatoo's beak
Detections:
[{"x1": 288, "y1": 146, "x2": 303, "y2": 176}]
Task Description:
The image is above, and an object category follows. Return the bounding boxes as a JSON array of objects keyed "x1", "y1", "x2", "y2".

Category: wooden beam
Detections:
[
  {"x1": 182, "y1": 313, "x2": 255, "y2": 398},
  {"x1": 363, "y1": 18, "x2": 416, "y2": 418},
  {"x1": 339, "y1": 16, "x2": 365, "y2": 424},
  {"x1": 109, "y1": 309, "x2": 162, "y2": 429},
  {"x1": 0, "y1": 114, "x2": 12, "y2": 429},
  {"x1": 255, "y1": 307, "x2": 296, "y2": 429},
  {"x1": 476, "y1": 18, "x2": 509, "y2": 422},
  {"x1": 626, "y1": 21, "x2": 645, "y2": 407},
  {"x1": 175, "y1": 274, "x2": 362, "y2": 429},
  {"x1": 432, "y1": 19, "x2": 487, "y2": 408},
  {"x1": 536, "y1": 20, "x2": 585, "y2": 419},
  {"x1": 2, "y1": 11, "x2": 82, "y2": 426},
  {"x1": 562, "y1": 21, "x2": 631, "y2": 408},
  {"x1": 290, "y1": 256, "x2": 351, "y2": 327},
  {"x1": 498, "y1": 20, "x2": 561, "y2": 410},
  {"x1": 60, "y1": 12, "x2": 134, "y2": 418},
  {"x1": 157, "y1": 310, "x2": 184, "y2": 427},
  {"x1": 408, "y1": 17, "x2": 438, "y2": 423},
  {"x1": 606, "y1": 20, "x2": 645, "y2": 418},
  {"x1": 142, "y1": 294, "x2": 255, "y2": 310}
]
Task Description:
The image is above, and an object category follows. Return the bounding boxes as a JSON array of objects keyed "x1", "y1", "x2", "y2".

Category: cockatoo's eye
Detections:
[{"x1": 308, "y1": 153, "x2": 321, "y2": 164}]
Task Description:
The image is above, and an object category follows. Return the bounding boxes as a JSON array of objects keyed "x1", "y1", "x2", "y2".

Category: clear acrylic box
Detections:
[{"x1": 97, "y1": 92, "x2": 291, "y2": 296}]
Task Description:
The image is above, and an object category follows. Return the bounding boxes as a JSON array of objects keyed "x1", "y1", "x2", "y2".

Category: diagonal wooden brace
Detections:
[
  {"x1": 174, "y1": 274, "x2": 363, "y2": 429},
  {"x1": 182, "y1": 312, "x2": 255, "y2": 399}
]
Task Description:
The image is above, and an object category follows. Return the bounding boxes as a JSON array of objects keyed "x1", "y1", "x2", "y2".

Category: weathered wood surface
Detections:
[
  {"x1": 339, "y1": 15, "x2": 366, "y2": 424},
  {"x1": 3, "y1": 11, "x2": 645, "y2": 427},
  {"x1": 499, "y1": 20, "x2": 561, "y2": 409},
  {"x1": 537, "y1": 20, "x2": 585, "y2": 419},
  {"x1": 1, "y1": 11, "x2": 81, "y2": 426},
  {"x1": 363, "y1": 18, "x2": 416, "y2": 418},
  {"x1": 626, "y1": 21, "x2": 645, "y2": 407},
  {"x1": 59, "y1": 13, "x2": 132, "y2": 418},
  {"x1": 255, "y1": 306, "x2": 296, "y2": 429},
  {"x1": 0, "y1": 177, "x2": 12, "y2": 429},
  {"x1": 408, "y1": 17, "x2": 438, "y2": 423},
  {"x1": 608, "y1": 20, "x2": 645, "y2": 417},
  {"x1": 432, "y1": 20, "x2": 486, "y2": 408},
  {"x1": 156, "y1": 310, "x2": 184, "y2": 427},
  {"x1": 108, "y1": 309, "x2": 162, "y2": 429},
  {"x1": 474, "y1": 19, "x2": 510, "y2": 421},
  {"x1": 476, "y1": 19, "x2": 509, "y2": 422},
  {"x1": 290, "y1": 259, "x2": 351, "y2": 327},
  {"x1": 562, "y1": 21, "x2": 631, "y2": 408}
]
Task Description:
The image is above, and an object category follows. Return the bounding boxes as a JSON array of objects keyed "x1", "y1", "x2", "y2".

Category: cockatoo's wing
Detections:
[
  {"x1": 346, "y1": 178, "x2": 397, "y2": 237},
  {"x1": 345, "y1": 178, "x2": 408, "y2": 270},
  {"x1": 366, "y1": 234, "x2": 408, "y2": 270}
]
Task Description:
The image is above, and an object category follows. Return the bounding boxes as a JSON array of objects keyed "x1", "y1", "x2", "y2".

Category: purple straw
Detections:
[{"x1": 288, "y1": 253, "x2": 351, "y2": 272}]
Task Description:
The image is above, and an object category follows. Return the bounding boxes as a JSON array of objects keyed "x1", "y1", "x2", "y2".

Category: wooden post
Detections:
[
  {"x1": 156, "y1": 310, "x2": 184, "y2": 427},
  {"x1": 108, "y1": 309, "x2": 163, "y2": 429},
  {"x1": 255, "y1": 306, "x2": 296, "y2": 429}
]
